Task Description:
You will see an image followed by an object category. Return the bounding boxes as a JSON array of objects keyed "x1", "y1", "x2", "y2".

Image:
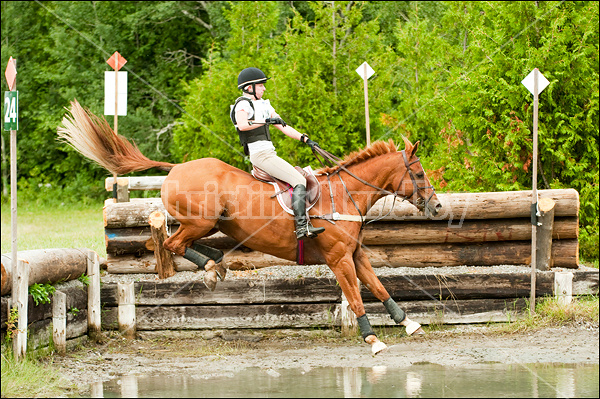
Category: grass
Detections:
[
  {"x1": 489, "y1": 294, "x2": 600, "y2": 335},
  {"x1": 1, "y1": 351, "x2": 77, "y2": 398},
  {"x1": 0, "y1": 200, "x2": 106, "y2": 257}
]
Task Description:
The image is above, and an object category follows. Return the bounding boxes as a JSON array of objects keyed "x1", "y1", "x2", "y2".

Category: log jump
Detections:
[{"x1": 101, "y1": 184, "x2": 580, "y2": 273}]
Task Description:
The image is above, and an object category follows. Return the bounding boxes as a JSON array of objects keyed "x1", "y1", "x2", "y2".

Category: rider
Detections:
[{"x1": 230, "y1": 67, "x2": 325, "y2": 240}]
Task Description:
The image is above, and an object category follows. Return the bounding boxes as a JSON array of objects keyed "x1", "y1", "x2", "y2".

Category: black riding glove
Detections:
[
  {"x1": 305, "y1": 139, "x2": 320, "y2": 151},
  {"x1": 265, "y1": 117, "x2": 286, "y2": 127}
]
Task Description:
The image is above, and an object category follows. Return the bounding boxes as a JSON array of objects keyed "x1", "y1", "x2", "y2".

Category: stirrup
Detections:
[{"x1": 295, "y1": 224, "x2": 325, "y2": 240}]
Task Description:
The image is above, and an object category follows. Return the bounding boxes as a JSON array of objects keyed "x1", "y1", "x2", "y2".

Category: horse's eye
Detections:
[{"x1": 416, "y1": 172, "x2": 424, "y2": 179}]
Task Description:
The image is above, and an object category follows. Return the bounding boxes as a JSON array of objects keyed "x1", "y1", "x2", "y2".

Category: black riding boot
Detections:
[{"x1": 292, "y1": 184, "x2": 325, "y2": 240}]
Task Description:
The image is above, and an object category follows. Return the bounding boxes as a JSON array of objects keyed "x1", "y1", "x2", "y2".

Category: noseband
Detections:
[{"x1": 400, "y1": 150, "x2": 436, "y2": 215}]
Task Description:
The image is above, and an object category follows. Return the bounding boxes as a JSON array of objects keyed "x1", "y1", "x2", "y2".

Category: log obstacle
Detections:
[
  {"x1": 1, "y1": 248, "x2": 92, "y2": 296},
  {"x1": 1, "y1": 261, "x2": 597, "y2": 345},
  {"x1": 0, "y1": 249, "x2": 102, "y2": 352},
  {"x1": 102, "y1": 186, "x2": 580, "y2": 272},
  {"x1": 96, "y1": 269, "x2": 598, "y2": 331}
]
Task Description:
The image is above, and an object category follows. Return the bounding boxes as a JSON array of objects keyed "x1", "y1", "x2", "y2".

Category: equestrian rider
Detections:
[{"x1": 230, "y1": 67, "x2": 325, "y2": 240}]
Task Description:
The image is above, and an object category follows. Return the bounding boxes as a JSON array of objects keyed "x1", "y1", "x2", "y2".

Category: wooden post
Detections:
[
  {"x1": 530, "y1": 68, "x2": 540, "y2": 314},
  {"x1": 13, "y1": 259, "x2": 28, "y2": 360},
  {"x1": 87, "y1": 250, "x2": 102, "y2": 341},
  {"x1": 8, "y1": 58, "x2": 21, "y2": 357},
  {"x1": 114, "y1": 57, "x2": 119, "y2": 136},
  {"x1": 363, "y1": 63, "x2": 370, "y2": 147},
  {"x1": 149, "y1": 211, "x2": 176, "y2": 279},
  {"x1": 52, "y1": 290, "x2": 67, "y2": 355},
  {"x1": 115, "y1": 177, "x2": 129, "y2": 203},
  {"x1": 554, "y1": 271, "x2": 573, "y2": 306},
  {"x1": 536, "y1": 197, "x2": 555, "y2": 271},
  {"x1": 340, "y1": 290, "x2": 358, "y2": 337},
  {"x1": 118, "y1": 281, "x2": 136, "y2": 339}
]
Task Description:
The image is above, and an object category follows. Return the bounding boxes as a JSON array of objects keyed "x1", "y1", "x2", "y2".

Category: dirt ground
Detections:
[{"x1": 49, "y1": 321, "x2": 598, "y2": 394}]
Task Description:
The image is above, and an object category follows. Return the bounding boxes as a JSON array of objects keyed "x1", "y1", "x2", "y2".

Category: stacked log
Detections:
[
  {"x1": 1, "y1": 248, "x2": 91, "y2": 296},
  {"x1": 103, "y1": 189, "x2": 580, "y2": 273}
]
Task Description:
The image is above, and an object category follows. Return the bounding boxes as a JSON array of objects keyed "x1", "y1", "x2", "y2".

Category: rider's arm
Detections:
[
  {"x1": 235, "y1": 109, "x2": 255, "y2": 132},
  {"x1": 270, "y1": 112, "x2": 305, "y2": 141}
]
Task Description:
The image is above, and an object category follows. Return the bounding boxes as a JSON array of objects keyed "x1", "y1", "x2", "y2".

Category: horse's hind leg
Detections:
[
  {"x1": 163, "y1": 222, "x2": 224, "y2": 290},
  {"x1": 191, "y1": 242, "x2": 227, "y2": 281},
  {"x1": 353, "y1": 246, "x2": 424, "y2": 336}
]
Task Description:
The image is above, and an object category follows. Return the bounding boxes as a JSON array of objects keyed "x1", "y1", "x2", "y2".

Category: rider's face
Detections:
[{"x1": 249, "y1": 83, "x2": 266, "y2": 99}]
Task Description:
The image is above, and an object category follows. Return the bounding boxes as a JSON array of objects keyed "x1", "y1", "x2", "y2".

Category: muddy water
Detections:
[{"x1": 92, "y1": 363, "x2": 598, "y2": 398}]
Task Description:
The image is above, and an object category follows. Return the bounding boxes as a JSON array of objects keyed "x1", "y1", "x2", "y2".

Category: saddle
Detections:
[{"x1": 252, "y1": 165, "x2": 321, "y2": 215}]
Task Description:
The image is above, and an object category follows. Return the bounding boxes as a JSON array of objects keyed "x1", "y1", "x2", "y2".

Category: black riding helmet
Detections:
[{"x1": 237, "y1": 67, "x2": 270, "y2": 100}]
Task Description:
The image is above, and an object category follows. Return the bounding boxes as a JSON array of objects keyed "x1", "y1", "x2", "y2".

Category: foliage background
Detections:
[{"x1": 1, "y1": 1, "x2": 598, "y2": 260}]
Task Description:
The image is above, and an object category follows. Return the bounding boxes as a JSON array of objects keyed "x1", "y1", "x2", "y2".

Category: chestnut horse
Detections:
[{"x1": 58, "y1": 100, "x2": 442, "y2": 354}]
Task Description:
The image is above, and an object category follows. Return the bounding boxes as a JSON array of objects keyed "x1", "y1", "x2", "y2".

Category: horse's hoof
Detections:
[
  {"x1": 365, "y1": 335, "x2": 388, "y2": 355},
  {"x1": 215, "y1": 262, "x2": 227, "y2": 281},
  {"x1": 371, "y1": 341, "x2": 388, "y2": 355},
  {"x1": 203, "y1": 269, "x2": 218, "y2": 291},
  {"x1": 405, "y1": 321, "x2": 424, "y2": 336}
]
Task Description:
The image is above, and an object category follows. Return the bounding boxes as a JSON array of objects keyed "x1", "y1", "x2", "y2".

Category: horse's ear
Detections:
[
  {"x1": 402, "y1": 135, "x2": 413, "y2": 152},
  {"x1": 411, "y1": 140, "x2": 420, "y2": 158}
]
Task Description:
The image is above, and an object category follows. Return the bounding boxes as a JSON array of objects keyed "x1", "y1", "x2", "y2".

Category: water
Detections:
[{"x1": 93, "y1": 363, "x2": 598, "y2": 398}]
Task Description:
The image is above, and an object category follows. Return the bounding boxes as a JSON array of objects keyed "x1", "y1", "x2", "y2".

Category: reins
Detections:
[{"x1": 310, "y1": 145, "x2": 435, "y2": 227}]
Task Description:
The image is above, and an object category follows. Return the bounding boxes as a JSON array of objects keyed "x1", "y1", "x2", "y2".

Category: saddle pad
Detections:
[{"x1": 252, "y1": 165, "x2": 321, "y2": 215}]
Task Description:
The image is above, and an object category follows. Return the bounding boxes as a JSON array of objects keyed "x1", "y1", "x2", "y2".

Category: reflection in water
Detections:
[
  {"x1": 406, "y1": 371, "x2": 423, "y2": 397},
  {"x1": 93, "y1": 363, "x2": 599, "y2": 398}
]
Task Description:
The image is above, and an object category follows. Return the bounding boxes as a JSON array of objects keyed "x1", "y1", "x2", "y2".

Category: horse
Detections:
[{"x1": 58, "y1": 100, "x2": 442, "y2": 354}]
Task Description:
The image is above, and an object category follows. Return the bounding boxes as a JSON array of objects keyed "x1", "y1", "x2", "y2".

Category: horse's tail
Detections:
[{"x1": 57, "y1": 99, "x2": 177, "y2": 175}]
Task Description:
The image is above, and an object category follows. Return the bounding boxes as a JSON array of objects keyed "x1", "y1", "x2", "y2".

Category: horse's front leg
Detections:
[
  {"x1": 327, "y1": 253, "x2": 387, "y2": 355},
  {"x1": 353, "y1": 245, "x2": 424, "y2": 336}
]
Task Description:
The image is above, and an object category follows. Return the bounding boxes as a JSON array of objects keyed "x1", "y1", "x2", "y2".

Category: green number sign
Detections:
[{"x1": 4, "y1": 91, "x2": 18, "y2": 131}]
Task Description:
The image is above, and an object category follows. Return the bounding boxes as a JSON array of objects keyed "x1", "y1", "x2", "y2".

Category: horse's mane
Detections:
[{"x1": 316, "y1": 139, "x2": 399, "y2": 174}]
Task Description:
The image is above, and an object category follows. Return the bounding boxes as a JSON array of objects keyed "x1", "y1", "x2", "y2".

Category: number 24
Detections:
[{"x1": 4, "y1": 96, "x2": 17, "y2": 123}]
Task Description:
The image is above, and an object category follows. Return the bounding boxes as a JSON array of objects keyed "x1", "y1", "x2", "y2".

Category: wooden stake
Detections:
[
  {"x1": 149, "y1": 211, "x2": 176, "y2": 279},
  {"x1": 87, "y1": 250, "x2": 102, "y2": 341},
  {"x1": 536, "y1": 197, "x2": 555, "y2": 271},
  {"x1": 118, "y1": 281, "x2": 136, "y2": 339},
  {"x1": 52, "y1": 290, "x2": 67, "y2": 355},
  {"x1": 554, "y1": 271, "x2": 573, "y2": 306},
  {"x1": 13, "y1": 259, "x2": 28, "y2": 360}
]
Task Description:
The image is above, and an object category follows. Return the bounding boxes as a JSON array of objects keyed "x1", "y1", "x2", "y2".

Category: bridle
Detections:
[{"x1": 312, "y1": 146, "x2": 436, "y2": 227}]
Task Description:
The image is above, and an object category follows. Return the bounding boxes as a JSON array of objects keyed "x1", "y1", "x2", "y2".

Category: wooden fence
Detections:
[{"x1": 2, "y1": 267, "x2": 598, "y2": 348}]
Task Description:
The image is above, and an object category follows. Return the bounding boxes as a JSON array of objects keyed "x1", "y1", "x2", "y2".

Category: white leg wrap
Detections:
[
  {"x1": 405, "y1": 321, "x2": 422, "y2": 336},
  {"x1": 371, "y1": 340, "x2": 387, "y2": 355}
]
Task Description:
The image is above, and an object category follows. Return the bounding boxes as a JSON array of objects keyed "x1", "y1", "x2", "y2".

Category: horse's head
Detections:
[{"x1": 390, "y1": 137, "x2": 442, "y2": 217}]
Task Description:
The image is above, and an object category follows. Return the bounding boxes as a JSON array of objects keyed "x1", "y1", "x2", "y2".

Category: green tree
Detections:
[
  {"x1": 173, "y1": 1, "x2": 397, "y2": 169},
  {"x1": 1, "y1": 1, "x2": 224, "y2": 202},
  {"x1": 398, "y1": 1, "x2": 598, "y2": 258}
]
